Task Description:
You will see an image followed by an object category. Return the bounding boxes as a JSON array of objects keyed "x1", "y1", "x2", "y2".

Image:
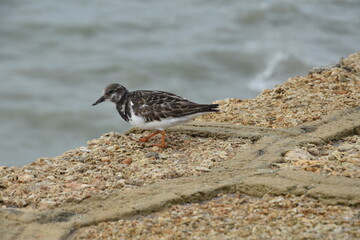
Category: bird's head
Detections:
[{"x1": 92, "y1": 83, "x2": 129, "y2": 106}]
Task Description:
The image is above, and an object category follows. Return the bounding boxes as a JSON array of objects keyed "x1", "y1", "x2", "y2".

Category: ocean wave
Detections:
[{"x1": 249, "y1": 52, "x2": 309, "y2": 91}]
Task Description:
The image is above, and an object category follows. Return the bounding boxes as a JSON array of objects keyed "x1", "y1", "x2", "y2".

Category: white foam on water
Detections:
[{"x1": 249, "y1": 52, "x2": 289, "y2": 91}]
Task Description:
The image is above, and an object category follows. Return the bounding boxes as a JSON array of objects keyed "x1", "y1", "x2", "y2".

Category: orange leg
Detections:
[
  {"x1": 139, "y1": 130, "x2": 161, "y2": 142},
  {"x1": 152, "y1": 131, "x2": 166, "y2": 148}
]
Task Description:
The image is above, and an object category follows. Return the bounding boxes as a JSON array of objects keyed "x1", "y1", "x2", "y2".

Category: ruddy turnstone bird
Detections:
[{"x1": 92, "y1": 83, "x2": 219, "y2": 148}]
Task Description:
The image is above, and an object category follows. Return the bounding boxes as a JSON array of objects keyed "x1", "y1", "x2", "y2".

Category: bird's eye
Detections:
[{"x1": 108, "y1": 90, "x2": 114, "y2": 94}]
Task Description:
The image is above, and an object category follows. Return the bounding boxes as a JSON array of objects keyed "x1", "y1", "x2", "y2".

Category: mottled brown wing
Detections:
[{"x1": 129, "y1": 90, "x2": 218, "y2": 122}]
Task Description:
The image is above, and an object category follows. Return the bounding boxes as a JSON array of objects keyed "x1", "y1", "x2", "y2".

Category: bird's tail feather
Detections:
[{"x1": 200, "y1": 104, "x2": 219, "y2": 113}]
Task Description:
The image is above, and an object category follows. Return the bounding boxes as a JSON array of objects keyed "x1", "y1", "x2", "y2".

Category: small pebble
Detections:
[
  {"x1": 46, "y1": 176, "x2": 56, "y2": 180},
  {"x1": 79, "y1": 147, "x2": 91, "y2": 152},
  {"x1": 195, "y1": 167, "x2": 210, "y2": 172},
  {"x1": 101, "y1": 157, "x2": 112, "y2": 162},
  {"x1": 121, "y1": 158, "x2": 132, "y2": 165},
  {"x1": 284, "y1": 148, "x2": 314, "y2": 162},
  {"x1": 145, "y1": 152, "x2": 160, "y2": 159},
  {"x1": 18, "y1": 174, "x2": 34, "y2": 183},
  {"x1": 338, "y1": 143, "x2": 353, "y2": 152},
  {"x1": 64, "y1": 176, "x2": 75, "y2": 182},
  {"x1": 308, "y1": 147, "x2": 320, "y2": 156}
]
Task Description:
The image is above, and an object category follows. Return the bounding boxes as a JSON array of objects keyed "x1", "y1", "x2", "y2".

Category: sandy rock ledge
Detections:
[{"x1": 1, "y1": 52, "x2": 360, "y2": 240}]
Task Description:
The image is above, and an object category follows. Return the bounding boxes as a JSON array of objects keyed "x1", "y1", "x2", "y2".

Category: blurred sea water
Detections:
[{"x1": 0, "y1": 0, "x2": 359, "y2": 166}]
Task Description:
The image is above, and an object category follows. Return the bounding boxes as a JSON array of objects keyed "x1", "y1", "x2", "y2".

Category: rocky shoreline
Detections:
[
  {"x1": 0, "y1": 131, "x2": 252, "y2": 209},
  {"x1": 1, "y1": 52, "x2": 359, "y2": 239}
]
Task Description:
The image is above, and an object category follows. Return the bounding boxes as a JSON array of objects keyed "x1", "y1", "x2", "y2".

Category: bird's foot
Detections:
[
  {"x1": 139, "y1": 137, "x2": 150, "y2": 142},
  {"x1": 139, "y1": 130, "x2": 161, "y2": 143},
  {"x1": 152, "y1": 143, "x2": 167, "y2": 148}
]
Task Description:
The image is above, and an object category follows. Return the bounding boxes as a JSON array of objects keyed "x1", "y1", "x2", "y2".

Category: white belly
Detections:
[{"x1": 128, "y1": 112, "x2": 206, "y2": 130}]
